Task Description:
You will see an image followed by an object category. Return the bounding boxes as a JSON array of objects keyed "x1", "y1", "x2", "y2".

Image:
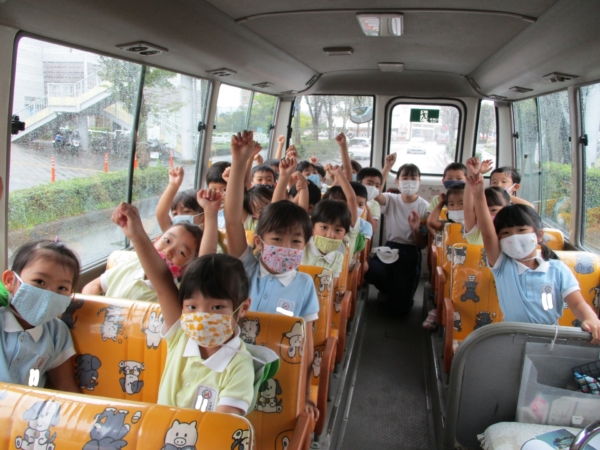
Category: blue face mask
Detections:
[
  {"x1": 307, "y1": 174, "x2": 322, "y2": 188},
  {"x1": 443, "y1": 180, "x2": 465, "y2": 189},
  {"x1": 352, "y1": 173, "x2": 358, "y2": 182},
  {"x1": 10, "y1": 273, "x2": 71, "y2": 326},
  {"x1": 172, "y1": 213, "x2": 202, "y2": 225}
]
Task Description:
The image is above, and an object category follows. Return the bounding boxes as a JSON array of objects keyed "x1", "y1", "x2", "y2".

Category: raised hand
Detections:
[
  {"x1": 168, "y1": 167, "x2": 185, "y2": 187},
  {"x1": 408, "y1": 210, "x2": 421, "y2": 231},
  {"x1": 254, "y1": 153, "x2": 264, "y2": 166},
  {"x1": 384, "y1": 152, "x2": 397, "y2": 169},
  {"x1": 222, "y1": 166, "x2": 231, "y2": 183},
  {"x1": 309, "y1": 155, "x2": 318, "y2": 164},
  {"x1": 466, "y1": 173, "x2": 485, "y2": 195},
  {"x1": 466, "y1": 157, "x2": 481, "y2": 175},
  {"x1": 112, "y1": 203, "x2": 145, "y2": 240},
  {"x1": 286, "y1": 145, "x2": 298, "y2": 160},
  {"x1": 291, "y1": 171, "x2": 307, "y2": 190},
  {"x1": 437, "y1": 193, "x2": 446, "y2": 206},
  {"x1": 335, "y1": 133, "x2": 347, "y2": 149},
  {"x1": 230, "y1": 130, "x2": 255, "y2": 162},
  {"x1": 480, "y1": 159, "x2": 494, "y2": 174},
  {"x1": 197, "y1": 188, "x2": 223, "y2": 215},
  {"x1": 329, "y1": 164, "x2": 342, "y2": 180},
  {"x1": 277, "y1": 135, "x2": 285, "y2": 145},
  {"x1": 279, "y1": 157, "x2": 297, "y2": 179}
]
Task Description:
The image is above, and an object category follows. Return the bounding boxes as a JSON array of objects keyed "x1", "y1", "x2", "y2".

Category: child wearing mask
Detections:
[{"x1": 156, "y1": 167, "x2": 204, "y2": 232}]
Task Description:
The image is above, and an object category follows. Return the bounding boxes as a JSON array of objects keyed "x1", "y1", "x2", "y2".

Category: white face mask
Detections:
[
  {"x1": 398, "y1": 180, "x2": 419, "y2": 196},
  {"x1": 357, "y1": 207, "x2": 364, "y2": 218},
  {"x1": 447, "y1": 210, "x2": 465, "y2": 223},
  {"x1": 504, "y1": 183, "x2": 516, "y2": 194},
  {"x1": 500, "y1": 233, "x2": 538, "y2": 260},
  {"x1": 364, "y1": 185, "x2": 379, "y2": 201}
]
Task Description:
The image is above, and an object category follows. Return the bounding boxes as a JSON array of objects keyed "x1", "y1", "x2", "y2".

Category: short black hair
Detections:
[
  {"x1": 289, "y1": 180, "x2": 322, "y2": 207},
  {"x1": 251, "y1": 165, "x2": 276, "y2": 181},
  {"x1": 11, "y1": 240, "x2": 81, "y2": 290},
  {"x1": 178, "y1": 254, "x2": 249, "y2": 310},
  {"x1": 206, "y1": 161, "x2": 230, "y2": 185},
  {"x1": 443, "y1": 163, "x2": 467, "y2": 178},
  {"x1": 323, "y1": 186, "x2": 345, "y2": 202},
  {"x1": 446, "y1": 183, "x2": 466, "y2": 201},
  {"x1": 351, "y1": 160, "x2": 362, "y2": 173},
  {"x1": 490, "y1": 166, "x2": 521, "y2": 184},
  {"x1": 265, "y1": 159, "x2": 280, "y2": 170},
  {"x1": 311, "y1": 199, "x2": 351, "y2": 232},
  {"x1": 171, "y1": 189, "x2": 202, "y2": 213},
  {"x1": 243, "y1": 185, "x2": 273, "y2": 216},
  {"x1": 350, "y1": 181, "x2": 368, "y2": 200},
  {"x1": 170, "y1": 223, "x2": 203, "y2": 256},
  {"x1": 297, "y1": 161, "x2": 316, "y2": 173},
  {"x1": 256, "y1": 200, "x2": 313, "y2": 244},
  {"x1": 396, "y1": 163, "x2": 421, "y2": 180},
  {"x1": 357, "y1": 167, "x2": 383, "y2": 184},
  {"x1": 314, "y1": 163, "x2": 326, "y2": 179},
  {"x1": 485, "y1": 186, "x2": 511, "y2": 207}
]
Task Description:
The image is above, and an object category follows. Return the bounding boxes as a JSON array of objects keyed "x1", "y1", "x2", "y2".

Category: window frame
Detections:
[
  {"x1": 384, "y1": 97, "x2": 465, "y2": 176},
  {"x1": 472, "y1": 99, "x2": 499, "y2": 175}
]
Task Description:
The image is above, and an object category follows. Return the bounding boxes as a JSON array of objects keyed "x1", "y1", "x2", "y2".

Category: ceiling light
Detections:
[
  {"x1": 357, "y1": 13, "x2": 403, "y2": 37},
  {"x1": 543, "y1": 72, "x2": 579, "y2": 83},
  {"x1": 509, "y1": 86, "x2": 534, "y2": 93},
  {"x1": 116, "y1": 42, "x2": 168, "y2": 56},
  {"x1": 378, "y1": 62, "x2": 404, "y2": 72},
  {"x1": 323, "y1": 47, "x2": 354, "y2": 56},
  {"x1": 252, "y1": 82, "x2": 274, "y2": 88}
]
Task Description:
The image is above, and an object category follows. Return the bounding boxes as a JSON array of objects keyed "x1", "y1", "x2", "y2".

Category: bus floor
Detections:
[{"x1": 319, "y1": 281, "x2": 436, "y2": 450}]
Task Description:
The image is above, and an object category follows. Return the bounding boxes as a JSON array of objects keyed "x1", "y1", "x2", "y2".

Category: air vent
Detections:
[
  {"x1": 509, "y1": 86, "x2": 534, "y2": 93},
  {"x1": 488, "y1": 95, "x2": 508, "y2": 100},
  {"x1": 378, "y1": 62, "x2": 404, "y2": 72},
  {"x1": 207, "y1": 68, "x2": 237, "y2": 77},
  {"x1": 543, "y1": 72, "x2": 579, "y2": 83},
  {"x1": 467, "y1": 77, "x2": 481, "y2": 92},
  {"x1": 323, "y1": 47, "x2": 354, "y2": 56},
  {"x1": 116, "y1": 42, "x2": 168, "y2": 56},
  {"x1": 306, "y1": 75, "x2": 319, "y2": 87},
  {"x1": 252, "y1": 82, "x2": 274, "y2": 89}
]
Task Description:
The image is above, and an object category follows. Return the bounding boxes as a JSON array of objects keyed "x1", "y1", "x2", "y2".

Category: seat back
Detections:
[
  {"x1": 70, "y1": 294, "x2": 166, "y2": 402},
  {"x1": 449, "y1": 244, "x2": 503, "y2": 341},
  {"x1": 242, "y1": 312, "x2": 308, "y2": 450},
  {"x1": 0, "y1": 382, "x2": 253, "y2": 449},
  {"x1": 333, "y1": 242, "x2": 351, "y2": 328},
  {"x1": 441, "y1": 223, "x2": 469, "y2": 301},
  {"x1": 297, "y1": 266, "x2": 333, "y2": 349},
  {"x1": 543, "y1": 227, "x2": 564, "y2": 250},
  {"x1": 245, "y1": 229, "x2": 255, "y2": 246}
]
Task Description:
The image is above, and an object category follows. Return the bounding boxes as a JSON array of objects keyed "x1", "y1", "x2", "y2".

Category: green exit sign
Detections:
[{"x1": 410, "y1": 109, "x2": 440, "y2": 123}]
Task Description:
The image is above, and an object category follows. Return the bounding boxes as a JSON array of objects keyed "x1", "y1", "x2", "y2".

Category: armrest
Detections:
[
  {"x1": 315, "y1": 335, "x2": 337, "y2": 436},
  {"x1": 335, "y1": 291, "x2": 351, "y2": 364},
  {"x1": 443, "y1": 296, "x2": 454, "y2": 374},
  {"x1": 348, "y1": 262, "x2": 361, "y2": 321},
  {"x1": 289, "y1": 411, "x2": 314, "y2": 450},
  {"x1": 436, "y1": 266, "x2": 446, "y2": 325}
]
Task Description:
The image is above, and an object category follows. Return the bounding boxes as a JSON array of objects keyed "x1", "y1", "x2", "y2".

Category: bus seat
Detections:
[
  {"x1": 0, "y1": 382, "x2": 254, "y2": 449},
  {"x1": 555, "y1": 251, "x2": 600, "y2": 323},
  {"x1": 332, "y1": 242, "x2": 352, "y2": 364},
  {"x1": 243, "y1": 311, "x2": 314, "y2": 450},
  {"x1": 543, "y1": 227, "x2": 564, "y2": 250},
  {"x1": 436, "y1": 223, "x2": 468, "y2": 324},
  {"x1": 245, "y1": 229, "x2": 255, "y2": 246},
  {"x1": 297, "y1": 265, "x2": 336, "y2": 437},
  {"x1": 348, "y1": 261, "x2": 361, "y2": 323}
]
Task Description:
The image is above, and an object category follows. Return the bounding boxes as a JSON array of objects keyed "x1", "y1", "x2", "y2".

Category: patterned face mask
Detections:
[
  {"x1": 314, "y1": 235, "x2": 343, "y2": 255},
  {"x1": 157, "y1": 250, "x2": 183, "y2": 279},
  {"x1": 180, "y1": 303, "x2": 243, "y2": 348},
  {"x1": 260, "y1": 238, "x2": 304, "y2": 274}
]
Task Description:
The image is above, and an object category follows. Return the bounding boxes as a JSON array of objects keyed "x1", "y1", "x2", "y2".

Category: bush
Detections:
[{"x1": 9, "y1": 167, "x2": 168, "y2": 230}]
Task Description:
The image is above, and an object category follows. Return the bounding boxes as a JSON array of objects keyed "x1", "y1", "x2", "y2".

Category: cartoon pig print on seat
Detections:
[
  {"x1": 161, "y1": 420, "x2": 198, "y2": 450},
  {"x1": 119, "y1": 360, "x2": 144, "y2": 395},
  {"x1": 15, "y1": 400, "x2": 61, "y2": 450}
]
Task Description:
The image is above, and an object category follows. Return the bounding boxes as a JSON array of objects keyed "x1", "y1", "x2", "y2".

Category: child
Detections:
[
  {"x1": 427, "y1": 162, "x2": 469, "y2": 214},
  {"x1": 111, "y1": 197, "x2": 258, "y2": 413},
  {"x1": 467, "y1": 173, "x2": 600, "y2": 343},
  {"x1": 206, "y1": 161, "x2": 230, "y2": 195},
  {"x1": 367, "y1": 163, "x2": 429, "y2": 316},
  {"x1": 297, "y1": 160, "x2": 317, "y2": 178},
  {"x1": 156, "y1": 167, "x2": 204, "y2": 232},
  {"x1": 242, "y1": 185, "x2": 273, "y2": 232},
  {"x1": 82, "y1": 222, "x2": 203, "y2": 302},
  {"x1": 264, "y1": 159, "x2": 281, "y2": 178},
  {"x1": 351, "y1": 181, "x2": 376, "y2": 233},
  {"x1": 427, "y1": 183, "x2": 466, "y2": 232},
  {"x1": 225, "y1": 131, "x2": 320, "y2": 421},
  {"x1": 272, "y1": 156, "x2": 309, "y2": 211},
  {"x1": 1, "y1": 239, "x2": 80, "y2": 392},
  {"x1": 357, "y1": 167, "x2": 384, "y2": 226},
  {"x1": 289, "y1": 180, "x2": 322, "y2": 214},
  {"x1": 251, "y1": 165, "x2": 277, "y2": 188},
  {"x1": 490, "y1": 166, "x2": 534, "y2": 207}
]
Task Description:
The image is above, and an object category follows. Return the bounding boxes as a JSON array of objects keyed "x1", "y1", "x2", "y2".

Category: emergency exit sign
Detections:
[{"x1": 410, "y1": 109, "x2": 440, "y2": 123}]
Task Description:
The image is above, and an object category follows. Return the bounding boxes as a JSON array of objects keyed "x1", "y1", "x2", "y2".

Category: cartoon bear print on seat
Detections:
[
  {"x1": 75, "y1": 354, "x2": 102, "y2": 390},
  {"x1": 461, "y1": 275, "x2": 480, "y2": 303},
  {"x1": 240, "y1": 317, "x2": 260, "y2": 345},
  {"x1": 453, "y1": 311, "x2": 462, "y2": 332},
  {"x1": 15, "y1": 400, "x2": 61, "y2": 450},
  {"x1": 60, "y1": 298, "x2": 84, "y2": 329},
  {"x1": 312, "y1": 350, "x2": 322, "y2": 378},
  {"x1": 574, "y1": 253, "x2": 595, "y2": 274},
  {"x1": 231, "y1": 429, "x2": 250, "y2": 450},
  {"x1": 118, "y1": 360, "x2": 144, "y2": 395},
  {"x1": 98, "y1": 305, "x2": 126, "y2": 342},
  {"x1": 474, "y1": 311, "x2": 496, "y2": 329},
  {"x1": 255, "y1": 378, "x2": 283, "y2": 413},
  {"x1": 83, "y1": 407, "x2": 131, "y2": 450},
  {"x1": 283, "y1": 321, "x2": 304, "y2": 360},
  {"x1": 453, "y1": 246, "x2": 467, "y2": 265},
  {"x1": 161, "y1": 420, "x2": 198, "y2": 450},
  {"x1": 142, "y1": 310, "x2": 163, "y2": 349}
]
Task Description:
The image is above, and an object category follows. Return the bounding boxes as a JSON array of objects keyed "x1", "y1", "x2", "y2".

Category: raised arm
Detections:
[
  {"x1": 291, "y1": 171, "x2": 309, "y2": 211},
  {"x1": 112, "y1": 203, "x2": 180, "y2": 329},
  {"x1": 464, "y1": 158, "x2": 480, "y2": 233},
  {"x1": 245, "y1": 142, "x2": 262, "y2": 189},
  {"x1": 565, "y1": 292, "x2": 600, "y2": 345},
  {"x1": 225, "y1": 131, "x2": 256, "y2": 258},
  {"x1": 510, "y1": 196, "x2": 535, "y2": 208},
  {"x1": 156, "y1": 167, "x2": 184, "y2": 232},
  {"x1": 408, "y1": 210, "x2": 428, "y2": 249},
  {"x1": 468, "y1": 173, "x2": 501, "y2": 266},
  {"x1": 336, "y1": 133, "x2": 353, "y2": 181},
  {"x1": 331, "y1": 165, "x2": 358, "y2": 225},
  {"x1": 426, "y1": 194, "x2": 446, "y2": 232},
  {"x1": 275, "y1": 135, "x2": 285, "y2": 159},
  {"x1": 197, "y1": 188, "x2": 223, "y2": 256},
  {"x1": 272, "y1": 157, "x2": 297, "y2": 203}
]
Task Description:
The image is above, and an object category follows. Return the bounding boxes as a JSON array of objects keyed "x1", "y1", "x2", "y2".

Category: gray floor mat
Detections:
[{"x1": 340, "y1": 285, "x2": 431, "y2": 450}]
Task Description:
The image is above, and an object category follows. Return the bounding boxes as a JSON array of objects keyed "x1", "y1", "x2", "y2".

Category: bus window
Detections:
[
  {"x1": 474, "y1": 100, "x2": 497, "y2": 169},
  {"x1": 8, "y1": 37, "x2": 143, "y2": 267},
  {"x1": 248, "y1": 93, "x2": 277, "y2": 154},
  {"x1": 388, "y1": 103, "x2": 460, "y2": 175},
  {"x1": 580, "y1": 82, "x2": 600, "y2": 251},
  {"x1": 538, "y1": 91, "x2": 572, "y2": 237},
  {"x1": 134, "y1": 68, "x2": 210, "y2": 237},
  {"x1": 290, "y1": 96, "x2": 374, "y2": 167},
  {"x1": 514, "y1": 98, "x2": 541, "y2": 205}
]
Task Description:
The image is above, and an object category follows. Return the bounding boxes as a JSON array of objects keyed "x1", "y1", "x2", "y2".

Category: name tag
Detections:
[
  {"x1": 277, "y1": 299, "x2": 295, "y2": 316},
  {"x1": 541, "y1": 285, "x2": 554, "y2": 311},
  {"x1": 193, "y1": 385, "x2": 218, "y2": 412}
]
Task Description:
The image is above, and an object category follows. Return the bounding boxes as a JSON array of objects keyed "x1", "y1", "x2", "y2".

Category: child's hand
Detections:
[
  {"x1": 466, "y1": 157, "x2": 481, "y2": 175},
  {"x1": 292, "y1": 171, "x2": 307, "y2": 190},
  {"x1": 168, "y1": 167, "x2": 184, "y2": 187},
  {"x1": 384, "y1": 153, "x2": 397, "y2": 169},
  {"x1": 112, "y1": 203, "x2": 145, "y2": 240},
  {"x1": 581, "y1": 319, "x2": 600, "y2": 345},
  {"x1": 277, "y1": 135, "x2": 285, "y2": 145},
  {"x1": 254, "y1": 153, "x2": 264, "y2": 166},
  {"x1": 197, "y1": 188, "x2": 223, "y2": 215},
  {"x1": 305, "y1": 398, "x2": 320, "y2": 422},
  {"x1": 222, "y1": 166, "x2": 231, "y2": 183},
  {"x1": 437, "y1": 193, "x2": 446, "y2": 206},
  {"x1": 279, "y1": 157, "x2": 297, "y2": 179},
  {"x1": 328, "y1": 164, "x2": 342, "y2": 179},
  {"x1": 466, "y1": 173, "x2": 485, "y2": 195},
  {"x1": 408, "y1": 210, "x2": 421, "y2": 232},
  {"x1": 480, "y1": 159, "x2": 494, "y2": 174},
  {"x1": 309, "y1": 155, "x2": 318, "y2": 164},
  {"x1": 230, "y1": 131, "x2": 254, "y2": 162},
  {"x1": 335, "y1": 133, "x2": 347, "y2": 150},
  {"x1": 286, "y1": 145, "x2": 298, "y2": 160}
]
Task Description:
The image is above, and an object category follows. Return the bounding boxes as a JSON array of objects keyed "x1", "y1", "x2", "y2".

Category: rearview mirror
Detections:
[{"x1": 350, "y1": 106, "x2": 373, "y2": 124}]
